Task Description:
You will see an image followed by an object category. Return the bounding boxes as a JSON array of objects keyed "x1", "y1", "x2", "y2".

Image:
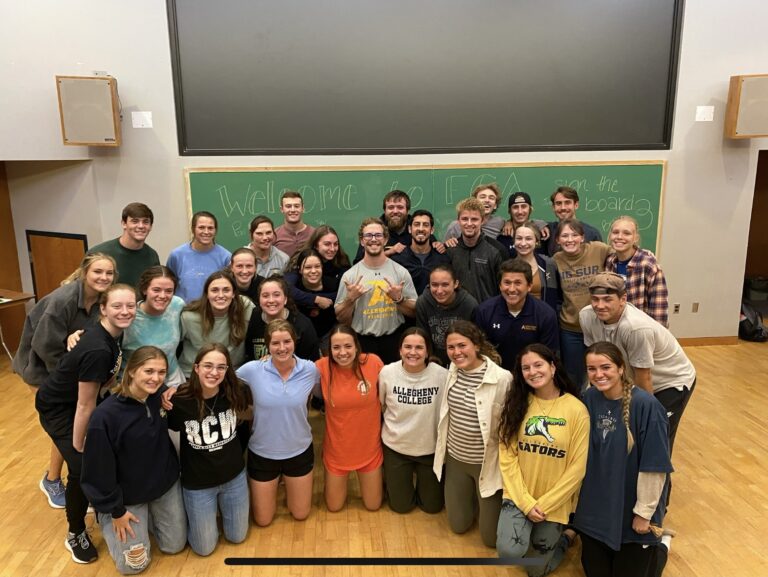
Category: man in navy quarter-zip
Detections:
[{"x1": 474, "y1": 259, "x2": 559, "y2": 372}]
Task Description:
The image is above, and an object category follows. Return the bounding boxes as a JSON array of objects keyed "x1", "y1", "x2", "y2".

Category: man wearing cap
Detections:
[
  {"x1": 544, "y1": 186, "x2": 603, "y2": 256},
  {"x1": 498, "y1": 192, "x2": 550, "y2": 253},
  {"x1": 474, "y1": 259, "x2": 559, "y2": 372},
  {"x1": 579, "y1": 272, "x2": 696, "y2": 454}
]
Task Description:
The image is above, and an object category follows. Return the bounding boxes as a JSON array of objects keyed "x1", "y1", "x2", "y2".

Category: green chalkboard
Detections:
[{"x1": 185, "y1": 162, "x2": 665, "y2": 258}]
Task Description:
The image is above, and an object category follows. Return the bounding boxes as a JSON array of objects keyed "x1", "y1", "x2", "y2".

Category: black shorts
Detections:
[{"x1": 247, "y1": 443, "x2": 314, "y2": 482}]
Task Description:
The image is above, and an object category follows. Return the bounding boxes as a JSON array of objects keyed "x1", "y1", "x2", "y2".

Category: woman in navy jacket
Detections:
[{"x1": 81, "y1": 347, "x2": 186, "y2": 574}]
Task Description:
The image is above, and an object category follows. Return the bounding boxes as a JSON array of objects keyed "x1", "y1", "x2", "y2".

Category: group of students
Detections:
[{"x1": 12, "y1": 187, "x2": 687, "y2": 577}]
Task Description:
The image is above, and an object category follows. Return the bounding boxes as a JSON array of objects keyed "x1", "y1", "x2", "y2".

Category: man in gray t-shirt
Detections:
[
  {"x1": 580, "y1": 271, "x2": 696, "y2": 454},
  {"x1": 335, "y1": 218, "x2": 417, "y2": 363}
]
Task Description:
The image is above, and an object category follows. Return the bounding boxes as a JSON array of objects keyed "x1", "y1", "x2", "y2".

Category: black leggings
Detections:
[
  {"x1": 35, "y1": 397, "x2": 89, "y2": 535},
  {"x1": 580, "y1": 532, "x2": 659, "y2": 577}
]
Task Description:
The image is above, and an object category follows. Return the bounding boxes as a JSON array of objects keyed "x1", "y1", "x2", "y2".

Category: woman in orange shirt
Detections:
[{"x1": 315, "y1": 324, "x2": 384, "y2": 512}]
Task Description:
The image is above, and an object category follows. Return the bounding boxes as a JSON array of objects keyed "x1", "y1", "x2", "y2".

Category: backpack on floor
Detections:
[{"x1": 739, "y1": 301, "x2": 768, "y2": 342}]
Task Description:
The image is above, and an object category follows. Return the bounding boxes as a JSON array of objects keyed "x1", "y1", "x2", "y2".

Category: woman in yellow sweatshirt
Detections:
[{"x1": 496, "y1": 344, "x2": 589, "y2": 575}]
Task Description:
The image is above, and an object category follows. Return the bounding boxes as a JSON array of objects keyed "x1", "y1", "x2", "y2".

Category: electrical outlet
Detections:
[
  {"x1": 692, "y1": 302, "x2": 699, "y2": 313},
  {"x1": 673, "y1": 303, "x2": 680, "y2": 314}
]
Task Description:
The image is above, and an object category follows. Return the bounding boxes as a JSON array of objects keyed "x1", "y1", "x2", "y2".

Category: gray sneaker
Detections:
[{"x1": 39, "y1": 471, "x2": 66, "y2": 509}]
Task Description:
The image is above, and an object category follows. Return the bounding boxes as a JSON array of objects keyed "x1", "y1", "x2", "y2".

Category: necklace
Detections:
[
  {"x1": 532, "y1": 393, "x2": 560, "y2": 419},
  {"x1": 204, "y1": 393, "x2": 219, "y2": 417}
]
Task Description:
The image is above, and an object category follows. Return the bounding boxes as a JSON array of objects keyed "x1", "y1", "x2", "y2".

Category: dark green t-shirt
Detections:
[{"x1": 89, "y1": 237, "x2": 160, "y2": 289}]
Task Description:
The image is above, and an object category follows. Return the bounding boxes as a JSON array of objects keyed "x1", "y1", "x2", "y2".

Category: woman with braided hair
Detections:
[
  {"x1": 496, "y1": 344, "x2": 589, "y2": 575},
  {"x1": 573, "y1": 342, "x2": 672, "y2": 577}
]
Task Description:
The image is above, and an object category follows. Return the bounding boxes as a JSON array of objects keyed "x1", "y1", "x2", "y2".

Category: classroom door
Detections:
[{"x1": 26, "y1": 231, "x2": 87, "y2": 299}]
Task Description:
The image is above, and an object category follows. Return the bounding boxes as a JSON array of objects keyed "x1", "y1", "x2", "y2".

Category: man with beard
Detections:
[
  {"x1": 473, "y1": 259, "x2": 559, "y2": 371},
  {"x1": 544, "y1": 186, "x2": 602, "y2": 256},
  {"x1": 446, "y1": 198, "x2": 506, "y2": 302},
  {"x1": 353, "y1": 190, "x2": 414, "y2": 262},
  {"x1": 391, "y1": 210, "x2": 450, "y2": 294},
  {"x1": 336, "y1": 218, "x2": 418, "y2": 363}
]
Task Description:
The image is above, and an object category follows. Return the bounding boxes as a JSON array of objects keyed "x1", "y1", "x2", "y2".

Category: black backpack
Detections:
[{"x1": 739, "y1": 301, "x2": 768, "y2": 342}]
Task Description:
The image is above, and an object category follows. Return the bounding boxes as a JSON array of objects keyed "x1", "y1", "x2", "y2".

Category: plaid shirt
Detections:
[{"x1": 605, "y1": 248, "x2": 669, "y2": 327}]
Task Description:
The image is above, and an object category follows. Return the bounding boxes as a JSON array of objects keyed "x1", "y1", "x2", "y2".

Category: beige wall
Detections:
[{"x1": 2, "y1": 0, "x2": 767, "y2": 338}]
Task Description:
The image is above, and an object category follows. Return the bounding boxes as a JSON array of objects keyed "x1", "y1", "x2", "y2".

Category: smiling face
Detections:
[
  {"x1": 360, "y1": 223, "x2": 386, "y2": 257},
  {"x1": 458, "y1": 209, "x2": 483, "y2": 242},
  {"x1": 590, "y1": 292, "x2": 626, "y2": 324},
  {"x1": 280, "y1": 196, "x2": 304, "y2": 225},
  {"x1": 251, "y1": 222, "x2": 275, "y2": 251},
  {"x1": 268, "y1": 329, "x2": 295, "y2": 364},
  {"x1": 194, "y1": 350, "x2": 228, "y2": 397},
  {"x1": 520, "y1": 351, "x2": 557, "y2": 397},
  {"x1": 315, "y1": 233, "x2": 339, "y2": 262},
  {"x1": 128, "y1": 357, "x2": 168, "y2": 400},
  {"x1": 259, "y1": 281, "x2": 288, "y2": 320},
  {"x1": 609, "y1": 218, "x2": 639, "y2": 258},
  {"x1": 122, "y1": 216, "x2": 152, "y2": 245},
  {"x1": 445, "y1": 333, "x2": 482, "y2": 371},
  {"x1": 429, "y1": 269, "x2": 458, "y2": 306},
  {"x1": 586, "y1": 352, "x2": 624, "y2": 399},
  {"x1": 558, "y1": 224, "x2": 584, "y2": 255},
  {"x1": 474, "y1": 188, "x2": 499, "y2": 217},
  {"x1": 384, "y1": 198, "x2": 408, "y2": 231},
  {"x1": 193, "y1": 216, "x2": 217, "y2": 248},
  {"x1": 101, "y1": 288, "x2": 137, "y2": 333},
  {"x1": 514, "y1": 225, "x2": 537, "y2": 257},
  {"x1": 207, "y1": 278, "x2": 234, "y2": 316},
  {"x1": 330, "y1": 332, "x2": 357, "y2": 368},
  {"x1": 400, "y1": 334, "x2": 428, "y2": 372},
  {"x1": 84, "y1": 258, "x2": 116, "y2": 295},
  {"x1": 499, "y1": 272, "x2": 531, "y2": 312},
  {"x1": 231, "y1": 253, "x2": 257, "y2": 288},
  {"x1": 552, "y1": 193, "x2": 578, "y2": 221},
  {"x1": 409, "y1": 215, "x2": 433, "y2": 247},
  {"x1": 299, "y1": 255, "x2": 323, "y2": 288},
  {"x1": 509, "y1": 202, "x2": 532, "y2": 225},
  {"x1": 143, "y1": 277, "x2": 175, "y2": 315}
]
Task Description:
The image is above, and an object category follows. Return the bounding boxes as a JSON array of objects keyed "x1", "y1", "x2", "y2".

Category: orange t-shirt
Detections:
[{"x1": 316, "y1": 354, "x2": 384, "y2": 470}]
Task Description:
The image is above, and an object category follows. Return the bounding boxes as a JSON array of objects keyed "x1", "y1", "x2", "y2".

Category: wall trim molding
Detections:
[{"x1": 679, "y1": 336, "x2": 740, "y2": 347}]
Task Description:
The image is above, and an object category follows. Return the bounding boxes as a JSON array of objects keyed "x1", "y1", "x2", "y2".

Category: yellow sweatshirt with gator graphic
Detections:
[{"x1": 499, "y1": 392, "x2": 589, "y2": 525}]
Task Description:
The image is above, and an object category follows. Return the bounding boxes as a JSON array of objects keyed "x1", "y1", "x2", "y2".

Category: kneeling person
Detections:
[{"x1": 474, "y1": 259, "x2": 559, "y2": 372}]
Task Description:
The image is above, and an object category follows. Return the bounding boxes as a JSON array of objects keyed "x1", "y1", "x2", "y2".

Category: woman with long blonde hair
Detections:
[
  {"x1": 605, "y1": 216, "x2": 669, "y2": 327},
  {"x1": 13, "y1": 253, "x2": 117, "y2": 509}
]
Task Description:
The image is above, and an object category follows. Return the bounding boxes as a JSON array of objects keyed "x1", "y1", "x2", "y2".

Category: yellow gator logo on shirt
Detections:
[{"x1": 519, "y1": 416, "x2": 567, "y2": 458}]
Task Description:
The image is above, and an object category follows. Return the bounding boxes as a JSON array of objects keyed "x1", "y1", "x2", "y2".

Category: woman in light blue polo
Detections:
[{"x1": 237, "y1": 319, "x2": 320, "y2": 526}]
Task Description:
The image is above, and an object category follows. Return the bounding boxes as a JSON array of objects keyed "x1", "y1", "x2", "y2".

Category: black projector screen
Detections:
[{"x1": 167, "y1": 0, "x2": 684, "y2": 155}]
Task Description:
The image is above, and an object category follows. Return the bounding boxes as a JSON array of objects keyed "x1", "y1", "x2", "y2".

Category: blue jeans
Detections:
[
  {"x1": 497, "y1": 500, "x2": 567, "y2": 577},
  {"x1": 560, "y1": 328, "x2": 587, "y2": 389},
  {"x1": 183, "y1": 469, "x2": 249, "y2": 556},
  {"x1": 98, "y1": 479, "x2": 187, "y2": 575}
]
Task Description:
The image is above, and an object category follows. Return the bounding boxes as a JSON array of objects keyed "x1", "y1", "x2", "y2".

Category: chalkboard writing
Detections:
[{"x1": 186, "y1": 162, "x2": 664, "y2": 257}]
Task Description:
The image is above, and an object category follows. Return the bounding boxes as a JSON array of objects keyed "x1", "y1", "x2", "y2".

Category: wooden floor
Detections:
[{"x1": 1, "y1": 343, "x2": 766, "y2": 577}]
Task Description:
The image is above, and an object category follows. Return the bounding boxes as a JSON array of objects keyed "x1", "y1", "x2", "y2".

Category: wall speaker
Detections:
[
  {"x1": 725, "y1": 74, "x2": 768, "y2": 139},
  {"x1": 56, "y1": 75, "x2": 121, "y2": 146}
]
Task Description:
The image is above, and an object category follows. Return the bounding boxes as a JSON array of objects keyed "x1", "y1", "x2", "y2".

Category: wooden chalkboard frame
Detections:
[{"x1": 184, "y1": 160, "x2": 666, "y2": 259}]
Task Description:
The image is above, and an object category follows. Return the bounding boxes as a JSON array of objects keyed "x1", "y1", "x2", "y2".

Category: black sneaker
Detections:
[{"x1": 65, "y1": 530, "x2": 98, "y2": 564}]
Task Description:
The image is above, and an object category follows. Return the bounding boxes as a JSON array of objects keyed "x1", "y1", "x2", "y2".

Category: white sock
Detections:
[{"x1": 661, "y1": 534, "x2": 672, "y2": 550}]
